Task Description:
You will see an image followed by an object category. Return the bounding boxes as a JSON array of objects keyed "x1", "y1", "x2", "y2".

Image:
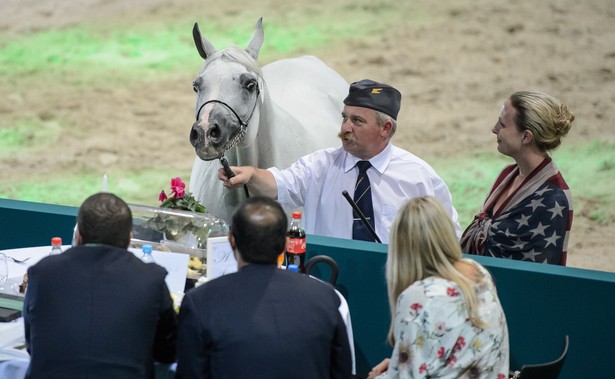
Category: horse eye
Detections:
[
  {"x1": 192, "y1": 84, "x2": 198, "y2": 93},
  {"x1": 246, "y1": 81, "x2": 257, "y2": 92}
]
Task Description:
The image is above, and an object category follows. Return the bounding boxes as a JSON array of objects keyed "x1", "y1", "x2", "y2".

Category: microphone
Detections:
[
  {"x1": 220, "y1": 156, "x2": 250, "y2": 198},
  {"x1": 342, "y1": 190, "x2": 382, "y2": 243}
]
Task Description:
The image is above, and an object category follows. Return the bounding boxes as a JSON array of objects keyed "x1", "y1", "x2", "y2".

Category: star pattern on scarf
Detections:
[
  {"x1": 513, "y1": 237, "x2": 527, "y2": 249},
  {"x1": 522, "y1": 249, "x2": 542, "y2": 261},
  {"x1": 535, "y1": 187, "x2": 552, "y2": 196},
  {"x1": 527, "y1": 198, "x2": 546, "y2": 212},
  {"x1": 544, "y1": 231, "x2": 561, "y2": 248},
  {"x1": 485, "y1": 181, "x2": 570, "y2": 264},
  {"x1": 529, "y1": 222, "x2": 548, "y2": 238},
  {"x1": 516, "y1": 214, "x2": 531, "y2": 228},
  {"x1": 548, "y1": 201, "x2": 566, "y2": 220}
]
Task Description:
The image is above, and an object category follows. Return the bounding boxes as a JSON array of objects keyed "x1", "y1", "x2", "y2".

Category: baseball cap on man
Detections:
[{"x1": 343, "y1": 79, "x2": 402, "y2": 120}]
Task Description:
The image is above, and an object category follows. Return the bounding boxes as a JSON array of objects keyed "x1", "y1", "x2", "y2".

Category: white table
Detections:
[
  {"x1": 0, "y1": 245, "x2": 55, "y2": 348},
  {"x1": 0, "y1": 246, "x2": 356, "y2": 376},
  {"x1": 0, "y1": 246, "x2": 42, "y2": 379},
  {"x1": 0, "y1": 245, "x2": 189, "y2": 379},
  {"x1": 1, "y1": 245, "x2": 55, "y2": 288}
]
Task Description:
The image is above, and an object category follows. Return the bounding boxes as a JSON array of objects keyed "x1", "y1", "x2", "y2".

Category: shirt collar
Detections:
[{"x1": 343, "y1": 142, "x2": 393, "y2": 174}]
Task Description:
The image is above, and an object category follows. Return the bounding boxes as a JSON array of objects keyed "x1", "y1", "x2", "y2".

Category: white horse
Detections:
[{"x1": 189, "y1": 18, "x2": 348, "y2": 222}]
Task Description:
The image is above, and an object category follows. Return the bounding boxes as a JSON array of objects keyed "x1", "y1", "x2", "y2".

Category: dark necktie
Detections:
[{"x1": 352, "y1": 160, "x2": 375, "y2": 242}]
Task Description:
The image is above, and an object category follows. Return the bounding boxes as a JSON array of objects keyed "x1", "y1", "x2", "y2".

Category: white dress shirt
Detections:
[{"x1": 270, "y1": 143, "x2": 461, "y2": 243}]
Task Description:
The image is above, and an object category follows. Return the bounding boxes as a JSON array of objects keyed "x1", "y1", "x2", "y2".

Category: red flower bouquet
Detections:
[
  {"x1": 158, "y1": 177, "x2": 205, "y2": 213},
  {"x1": 143, "y1": 177, "x2": 208, "y2": 246}
]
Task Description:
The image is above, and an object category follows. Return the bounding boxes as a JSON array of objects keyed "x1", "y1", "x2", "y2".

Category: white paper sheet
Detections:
[
  {"x1": 206, "y1": 236, "x2": 237, "y2": 280},
  {"x1": 129, "y1": 248, "x2": 189, "y2": 294}
]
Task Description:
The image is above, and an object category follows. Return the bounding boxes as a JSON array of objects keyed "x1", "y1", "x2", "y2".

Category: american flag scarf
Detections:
[{"x1": 461, "y1": 157, "x2": 573, "y2": 265}]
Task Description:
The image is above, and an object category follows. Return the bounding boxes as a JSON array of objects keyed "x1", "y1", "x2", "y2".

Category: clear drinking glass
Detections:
[{"x1": 0, "y1": 253, "x2": 8, "y2": 290}]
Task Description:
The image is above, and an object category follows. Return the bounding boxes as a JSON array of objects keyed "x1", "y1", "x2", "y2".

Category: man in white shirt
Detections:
[{"x1": 218, "y1": 79, "x2": 461, "y2": 243}]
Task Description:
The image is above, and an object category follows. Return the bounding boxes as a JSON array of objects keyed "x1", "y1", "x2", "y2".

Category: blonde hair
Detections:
[
  {"x1": 386, "y1": 197, "x2": 485, "y2": 345},
  {"x1": 510, "y1": 91, "x2": 574, "y2": 152}
]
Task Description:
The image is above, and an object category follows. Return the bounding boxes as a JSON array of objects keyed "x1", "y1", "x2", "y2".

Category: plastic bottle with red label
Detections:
[
  {"x1": 49, "y1": 237, "x2": 63, "y2": 256},
  {"x1": 285, "y1": 211, "x2": 306, "y2": 273}
]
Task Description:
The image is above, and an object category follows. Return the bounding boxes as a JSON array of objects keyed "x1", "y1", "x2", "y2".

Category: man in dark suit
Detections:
[
  {"x1": 175, "y1": 197, "x2": 352, "y2": 379},
  {"x1": 23, "y1": 192, "x2": 177, "y2": 379}
]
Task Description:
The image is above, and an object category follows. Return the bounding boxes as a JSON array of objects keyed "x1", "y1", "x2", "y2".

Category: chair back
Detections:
[
  {"x1": 305, "y1": 255, "x2": 339, "y2": 285},
  {"x1": 517, "y1": 335, "x2": 569, "y2": 379}
]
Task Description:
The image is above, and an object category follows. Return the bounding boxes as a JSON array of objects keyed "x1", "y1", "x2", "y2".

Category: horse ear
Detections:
[
  {"x1": 245, "y1": 17, "x2": 264, "y2": 60},
  {"x1": 192, "y1": 22, "x2": 217, "y2": 60}
]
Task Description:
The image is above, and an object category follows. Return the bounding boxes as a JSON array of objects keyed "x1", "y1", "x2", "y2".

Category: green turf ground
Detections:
[{"x1": 1, "y1": 10, "x2": 613, "y2": 229}]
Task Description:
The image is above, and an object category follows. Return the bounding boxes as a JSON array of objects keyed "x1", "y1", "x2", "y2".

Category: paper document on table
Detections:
[
  {"x1": 129, "y1": 249, "x2": 189, "y2": 294},
  {"x1": 206, "y1": 236, "x2": 237, "y2": 280}
]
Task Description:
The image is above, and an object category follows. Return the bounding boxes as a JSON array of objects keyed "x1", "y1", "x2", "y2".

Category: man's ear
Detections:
[
  {"x1": 75, "y1": 228, "x2": 83, "y2": 246},
  {"x1": 124, "y1": 231, "x2": 133, "y2": 249},
  {"x1": 228, "y1": 231, "x2": 236, "y2": 250},
  {"x1": 381, "y1": 119, "x2": 393, "y2": 136},
  {"x1": 228, "y1": 232, "x2": 245, "y2": 267}
]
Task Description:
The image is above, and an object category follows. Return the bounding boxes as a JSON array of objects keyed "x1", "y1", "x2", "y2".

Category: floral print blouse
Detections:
[{"x1": 382, "y1": 259, "x2": 509, "y2": 379}]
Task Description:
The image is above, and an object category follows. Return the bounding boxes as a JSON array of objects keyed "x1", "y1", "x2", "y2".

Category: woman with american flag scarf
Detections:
[{"x1": 461, "y1": 91, "x2": 574, "y2": 265}]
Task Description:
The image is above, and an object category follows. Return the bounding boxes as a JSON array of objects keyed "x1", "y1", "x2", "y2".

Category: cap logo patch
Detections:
[{"x1": 371, "y1": 88, "x2": 382, "y2": 94}]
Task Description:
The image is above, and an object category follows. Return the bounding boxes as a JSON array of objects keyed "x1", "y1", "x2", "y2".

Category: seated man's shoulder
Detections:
[
  {"x1": 103, "y1": 247, "x2": 169, "y2": 279},
  {"x1": 185, "y1": 271, "x2": 239, "y2": 297},
  {"x1": 280, "y1": 270, "x2": 339, "y2": 300}
]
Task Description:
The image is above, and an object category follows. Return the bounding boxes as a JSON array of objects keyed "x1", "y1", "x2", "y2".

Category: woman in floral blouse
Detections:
[{"x1": 368, "y1": 196, "x2": 509, "y2": 379}]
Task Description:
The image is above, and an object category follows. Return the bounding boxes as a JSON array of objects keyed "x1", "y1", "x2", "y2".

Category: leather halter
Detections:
[
  {"x1": 194, "y1": 84, "x2": 260, "y2": 155},
  {"x1": 194, "y1": 86, "x2": 260, "y2": 196},
  {"x1": 195, "y1": 85, "x2": 261, "y2": 129}
]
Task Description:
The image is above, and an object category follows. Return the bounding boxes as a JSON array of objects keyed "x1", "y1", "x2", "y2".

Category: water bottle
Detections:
[
  {"x1": 49, "y1": 237, "x2": 63, "y2": 255},
  {"x1": 285, "y1": 212, "x2": 306, "y2": 273},
  {"x1": 277, "y1": 252, "x2": 285, "y2": 268},
  {"x1": 71, "y1": 223, "x2": 79, "y2": 247},
  {"x1": 141, "y1": 244, "x2": 155, "y2": 263},
  {"x1": 287, "y1": 264, "x2": 299, "y2": 273}
]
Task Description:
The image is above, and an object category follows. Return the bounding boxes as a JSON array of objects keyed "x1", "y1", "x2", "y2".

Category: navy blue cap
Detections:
[{"x1": 343, "y1": 79, "x2": 402, "y2": 120}]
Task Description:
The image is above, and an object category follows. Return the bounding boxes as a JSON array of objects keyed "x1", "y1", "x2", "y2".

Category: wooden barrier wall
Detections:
[
  {"x1": 2, "y1": 199, "x2": 614, "y2": 378},
  {"x1": 0, "y1": 199, "x2": 77, "y2": 250}
]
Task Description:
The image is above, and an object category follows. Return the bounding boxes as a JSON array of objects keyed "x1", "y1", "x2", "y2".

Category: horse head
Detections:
[{"x1": 189, "y1": 18, "x2": 265, "y2": 161}]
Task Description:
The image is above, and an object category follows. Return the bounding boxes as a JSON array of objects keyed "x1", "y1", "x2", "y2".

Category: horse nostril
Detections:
[
  {"x1": 190, "y1": 124, "x2": 201, "y2": 147},
  {"x1": 208, "y1": 123, "x2": 221, "y2": 141}
]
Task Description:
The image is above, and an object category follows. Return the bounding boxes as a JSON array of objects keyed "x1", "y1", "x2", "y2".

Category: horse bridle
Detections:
[{"x1": 194, "y1": 84, "x2": 261, "y2": 154}]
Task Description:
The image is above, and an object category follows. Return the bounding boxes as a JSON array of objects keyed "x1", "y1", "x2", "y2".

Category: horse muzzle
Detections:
[{"x1": 190, "y1": 121, "x2": 228, "y2": 161}]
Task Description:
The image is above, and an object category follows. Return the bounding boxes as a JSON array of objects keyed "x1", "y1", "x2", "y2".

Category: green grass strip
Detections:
[{"x1": 432, "y1": 140, "x2": 615, "y2": 228}]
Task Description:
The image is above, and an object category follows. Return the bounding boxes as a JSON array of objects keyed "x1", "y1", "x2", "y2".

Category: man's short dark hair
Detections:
[
  {"x1": 77, "y1": 192, "x2": 132, "y2": 248},
  {"x1": 231, "y1": 197, "x2": 288, "y2": 265}
]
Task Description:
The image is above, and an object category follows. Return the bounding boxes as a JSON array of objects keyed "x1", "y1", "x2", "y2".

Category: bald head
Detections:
[{"x1": 230, "y1": 197, "x2": 288, "y2": 264}]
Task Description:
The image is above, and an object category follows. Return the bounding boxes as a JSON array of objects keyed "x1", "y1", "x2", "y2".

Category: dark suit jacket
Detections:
[
  {"x1": 175, "y1": 264, "x2": 352, "y2": 379},
  {"x1": 23, "y1": 244, "x2": 177, "y2": 379}
]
